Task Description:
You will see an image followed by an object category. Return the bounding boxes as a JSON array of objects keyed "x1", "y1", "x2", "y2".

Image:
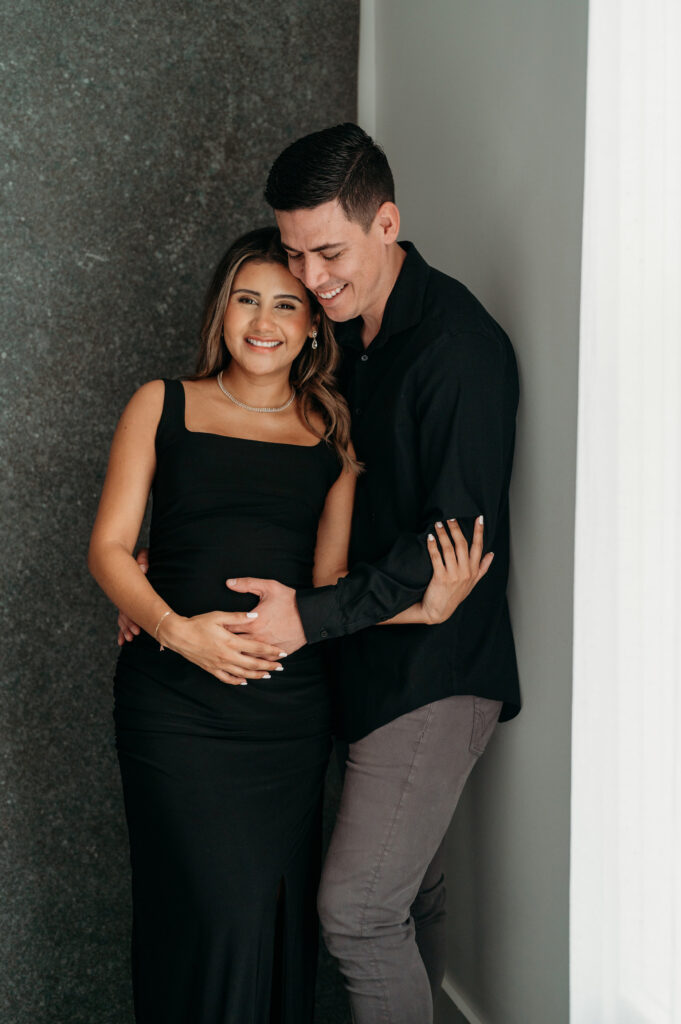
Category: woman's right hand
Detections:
[{"x1": 159, "y1": 611, "x2": 286, "y2": 686}]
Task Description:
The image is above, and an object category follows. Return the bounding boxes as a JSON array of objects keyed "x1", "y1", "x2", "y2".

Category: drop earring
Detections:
[{"x1": 310, "y1": 329, "x2": 318, "y2": 350}]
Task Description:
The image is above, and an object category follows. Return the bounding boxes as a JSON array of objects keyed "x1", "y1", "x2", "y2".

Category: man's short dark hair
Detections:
[{"x1": 264, "y1": 123, "x2": 395, "y2": 231}]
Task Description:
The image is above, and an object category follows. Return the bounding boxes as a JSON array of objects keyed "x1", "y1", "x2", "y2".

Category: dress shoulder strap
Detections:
[{"x1": 155, "y1": 378, "x2": 186, "y2": 452}]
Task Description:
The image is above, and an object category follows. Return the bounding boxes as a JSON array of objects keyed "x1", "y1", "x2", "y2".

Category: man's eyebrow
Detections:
[
  {"x1": 280, "y1": 241, "x2": 345, "y2": 254},
  {"x1": 233, "y1": 288, "x2": 303, "y2": 303}
]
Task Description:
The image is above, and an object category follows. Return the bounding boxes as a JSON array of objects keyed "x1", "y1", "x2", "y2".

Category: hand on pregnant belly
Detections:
[
  {"x1": 158, "y1": 610, "x2": 287, "y2": 686},
  {"x1": 225, "y1": 578, "x2": 306, "y2": 653}
]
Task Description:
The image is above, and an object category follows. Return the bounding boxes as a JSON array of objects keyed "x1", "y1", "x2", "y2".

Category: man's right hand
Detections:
[{"x1": 117, "y1": 548, "x2": 149, "y2": 645}]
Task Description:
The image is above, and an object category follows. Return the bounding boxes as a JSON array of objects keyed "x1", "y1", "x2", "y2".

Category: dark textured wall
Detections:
[{"x1": 0, "y1": 3, "x2": 357, "y2": 1021}]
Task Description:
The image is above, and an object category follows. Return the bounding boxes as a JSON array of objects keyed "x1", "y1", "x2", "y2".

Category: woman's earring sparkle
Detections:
[{"x1": 311, "y1": 329, "x2": 318, "y2": 350}]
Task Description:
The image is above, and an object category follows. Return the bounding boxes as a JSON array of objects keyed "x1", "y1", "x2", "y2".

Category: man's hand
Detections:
[
  {"x1": 225, "y1": 577, "x2": 306, "y2": 654},
  {"x1": 117, "y1": 548, "x2": 149, "y2": 645}
]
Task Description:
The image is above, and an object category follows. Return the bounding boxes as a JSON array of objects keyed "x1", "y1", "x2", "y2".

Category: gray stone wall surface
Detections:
[{"x1": 0, "y1": 2, "x2": 357, "y2": 1021}]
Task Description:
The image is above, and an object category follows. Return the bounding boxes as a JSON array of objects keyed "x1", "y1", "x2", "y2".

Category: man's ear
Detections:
[{"x1": 373, "y1": 201, "x2": 401, "y2": 244}]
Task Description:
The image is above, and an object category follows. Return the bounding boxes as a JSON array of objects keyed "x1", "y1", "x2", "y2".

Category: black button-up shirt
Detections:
[{"x1": 297, "y1": 243, "x2": 520, "y2": 741}]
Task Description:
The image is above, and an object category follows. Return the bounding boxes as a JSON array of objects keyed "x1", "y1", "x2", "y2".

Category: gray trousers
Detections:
[{"x1": 319, "y1": 695, "x2": 501, "y2": 1024}]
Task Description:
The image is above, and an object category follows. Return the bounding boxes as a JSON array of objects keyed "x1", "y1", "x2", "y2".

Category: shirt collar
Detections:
[{"x1": 334, "y1": 242, "x2": 429, "y2": 352}]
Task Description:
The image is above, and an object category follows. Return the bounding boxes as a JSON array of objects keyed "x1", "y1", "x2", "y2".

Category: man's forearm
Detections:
[{"x1": 297, "y1": 542, "x2": 429, "y2": 643}]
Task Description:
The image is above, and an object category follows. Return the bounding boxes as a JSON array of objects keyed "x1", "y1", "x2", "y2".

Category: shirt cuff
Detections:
[{"x1": 296, "y1": 586, "x2": 345, "y2": 644}]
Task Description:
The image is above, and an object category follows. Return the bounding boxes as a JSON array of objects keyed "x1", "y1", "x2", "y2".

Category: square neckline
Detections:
[{"x1": 179, "y1": 379, "x2": 324, "y2": 450}]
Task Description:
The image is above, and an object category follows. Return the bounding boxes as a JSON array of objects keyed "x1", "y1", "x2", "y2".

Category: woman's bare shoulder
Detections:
[{"x1": 118, "y1": 379, "x2": 166, "y2": 430}]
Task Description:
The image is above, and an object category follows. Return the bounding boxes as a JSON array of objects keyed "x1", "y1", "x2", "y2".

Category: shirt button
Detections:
[
  {"x1": 320, "y1": 629, "x2": 328, "y2": 639},
  {"x1": 360, "y1": 354, "x2": 369, "y2": 362}
]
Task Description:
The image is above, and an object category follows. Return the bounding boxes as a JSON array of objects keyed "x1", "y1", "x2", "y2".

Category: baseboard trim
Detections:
[{"x1": 441, "y1": 973, "x2": 486, "y2": 1024}]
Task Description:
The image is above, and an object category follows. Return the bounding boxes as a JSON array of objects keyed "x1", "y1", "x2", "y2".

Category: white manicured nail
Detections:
[
  {"x1": 240, "y1": 681, "x2": 248, "y2": 686},
  {"x1": 279, "y1": 651, "x2": 288, "y2": 658},
  {"x1": 435, "y1": 521, "x2": 443, "y2": 528},
  {"x1": 428, "y1": 533, "x2": 435, "y2": 541},
  {"x1": 246, "y1": 612, "x2": 258, "y2": 619},
  {"x1": 478, "y1": 515, "x2": 484, "y2": 524},
  {"x1": 263, "y1": 673, "x2": 271, "y2": 679}
]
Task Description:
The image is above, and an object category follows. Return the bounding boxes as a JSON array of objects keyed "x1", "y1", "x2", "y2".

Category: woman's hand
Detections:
[
  {"x1": 420, "y1": 517, "x2": 494, "y2": 625},
  {"x1": 159, "y1": 611, "x2": 287, "y2": 686}
]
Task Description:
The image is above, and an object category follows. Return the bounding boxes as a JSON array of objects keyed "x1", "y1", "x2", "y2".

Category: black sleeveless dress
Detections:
[{"x1": 114, "y1": 380, "x2": 340, "y2": 1024}]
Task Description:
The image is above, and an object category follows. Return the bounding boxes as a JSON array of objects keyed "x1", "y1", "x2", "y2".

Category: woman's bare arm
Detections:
[
  {"x1": 312, "y1": 459, "x2": 356, "y2": 588},
  {"x1": 88, "y1": 380, "x2": 168, "y2": 635}
]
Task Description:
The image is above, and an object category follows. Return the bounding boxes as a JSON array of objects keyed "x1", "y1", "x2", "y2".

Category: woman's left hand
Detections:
[{"x1": 420, "y1": 517, "x2": 494, "y2": 625}]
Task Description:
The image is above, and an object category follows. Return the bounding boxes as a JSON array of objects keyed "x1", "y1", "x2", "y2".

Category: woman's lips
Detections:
[{"x1": 245, "y1": 336, "x2": 283, "y2": 349}]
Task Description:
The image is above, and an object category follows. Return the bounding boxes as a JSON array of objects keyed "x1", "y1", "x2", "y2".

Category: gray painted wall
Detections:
[
  {"x1": 0, "y1": 4, "x2": 357, "y2": 1021},
  {"x1": 361, "y1": 1, "x2": 588, "y2": 1021}
]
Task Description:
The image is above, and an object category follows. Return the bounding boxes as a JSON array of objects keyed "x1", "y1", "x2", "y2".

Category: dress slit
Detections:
[{"x1": 269, "y1": 878, "x2": 286, "y2": 1023}]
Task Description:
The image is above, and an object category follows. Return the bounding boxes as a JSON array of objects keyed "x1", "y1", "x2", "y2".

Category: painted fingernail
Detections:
[
  {"x1": 478, "y1": 515, "x2": 484, "y2": 524},
  {"x1": 435, "y1": 521, "x2": 443, "y2": 528},
  {"x1": 279, "y1": 652, "x2": 288, "y2": 658},
  {"x1": 240, "y1": 681, "x2": 248, "y2": 686},
  {"x1": 227, "y1": 578, "x2": 237, "y2": 585},
  {"x1": 246, "y1": 612, "x2": 258, "y2": 619},
  {"x1": 447, "y1": 518, "x2": 456, "y2": 523},
  {"x1": 263, "y1": 673, "x2": 271, "y2": 679},
  {"x1": 275, "y1": 665, "x2": 284, "y2": 671},
  {"x1": 428, "y1": 533, "x2": 435, "y2": 541}
]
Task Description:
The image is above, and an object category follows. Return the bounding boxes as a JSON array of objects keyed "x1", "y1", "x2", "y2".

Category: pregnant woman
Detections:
[{"x1": 88, "y1": 227, "x2": 489, "y2": 1024}]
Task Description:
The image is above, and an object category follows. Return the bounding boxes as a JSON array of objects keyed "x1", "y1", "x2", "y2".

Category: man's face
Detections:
[{"x1": 275, "y1": 200, "x2": 393, "y2": 324}]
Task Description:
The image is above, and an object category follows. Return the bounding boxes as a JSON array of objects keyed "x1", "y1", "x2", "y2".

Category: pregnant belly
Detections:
[{"x1": 146, "y1": 544, "x2": 313, "y2": 618}]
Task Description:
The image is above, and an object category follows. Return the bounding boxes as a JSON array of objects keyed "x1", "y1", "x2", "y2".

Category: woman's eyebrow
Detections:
[{"x1": 233, "y1": 288, "x2": 302, "y2": 303}]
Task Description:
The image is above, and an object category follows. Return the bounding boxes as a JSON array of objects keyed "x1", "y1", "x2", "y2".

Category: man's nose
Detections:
[{"x1": 300, "y1": 257, "x2": 328, "y2": 293}]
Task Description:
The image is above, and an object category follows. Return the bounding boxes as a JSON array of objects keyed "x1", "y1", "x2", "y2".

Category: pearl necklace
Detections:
[{"x1": 216, "y1": 371, "x2": 296, "y2": 413}]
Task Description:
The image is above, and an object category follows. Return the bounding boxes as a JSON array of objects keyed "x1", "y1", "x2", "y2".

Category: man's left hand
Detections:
[{"x1": 225, "y1": 577, "x2": 306, "y2": 654}]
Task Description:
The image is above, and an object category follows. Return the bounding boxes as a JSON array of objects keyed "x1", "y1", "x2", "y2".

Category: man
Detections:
[{"x1": 227, "y1": 123, "x2": 520, "y2": 1024}]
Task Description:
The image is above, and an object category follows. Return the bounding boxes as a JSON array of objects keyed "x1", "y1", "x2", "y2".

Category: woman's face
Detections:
[{"x1": 222, "y1": 259, "x2": 316, "y2": 376}]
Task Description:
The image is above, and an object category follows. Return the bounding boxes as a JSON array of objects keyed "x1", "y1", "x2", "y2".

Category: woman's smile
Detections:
[{"x1": 244, "y1": 335, "x2": 284, "y2": 350}]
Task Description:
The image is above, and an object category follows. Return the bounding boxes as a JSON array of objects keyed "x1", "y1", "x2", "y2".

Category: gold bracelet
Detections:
[{"x1": 154, "y1": 610, "x2": 173, "y2": 651}]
